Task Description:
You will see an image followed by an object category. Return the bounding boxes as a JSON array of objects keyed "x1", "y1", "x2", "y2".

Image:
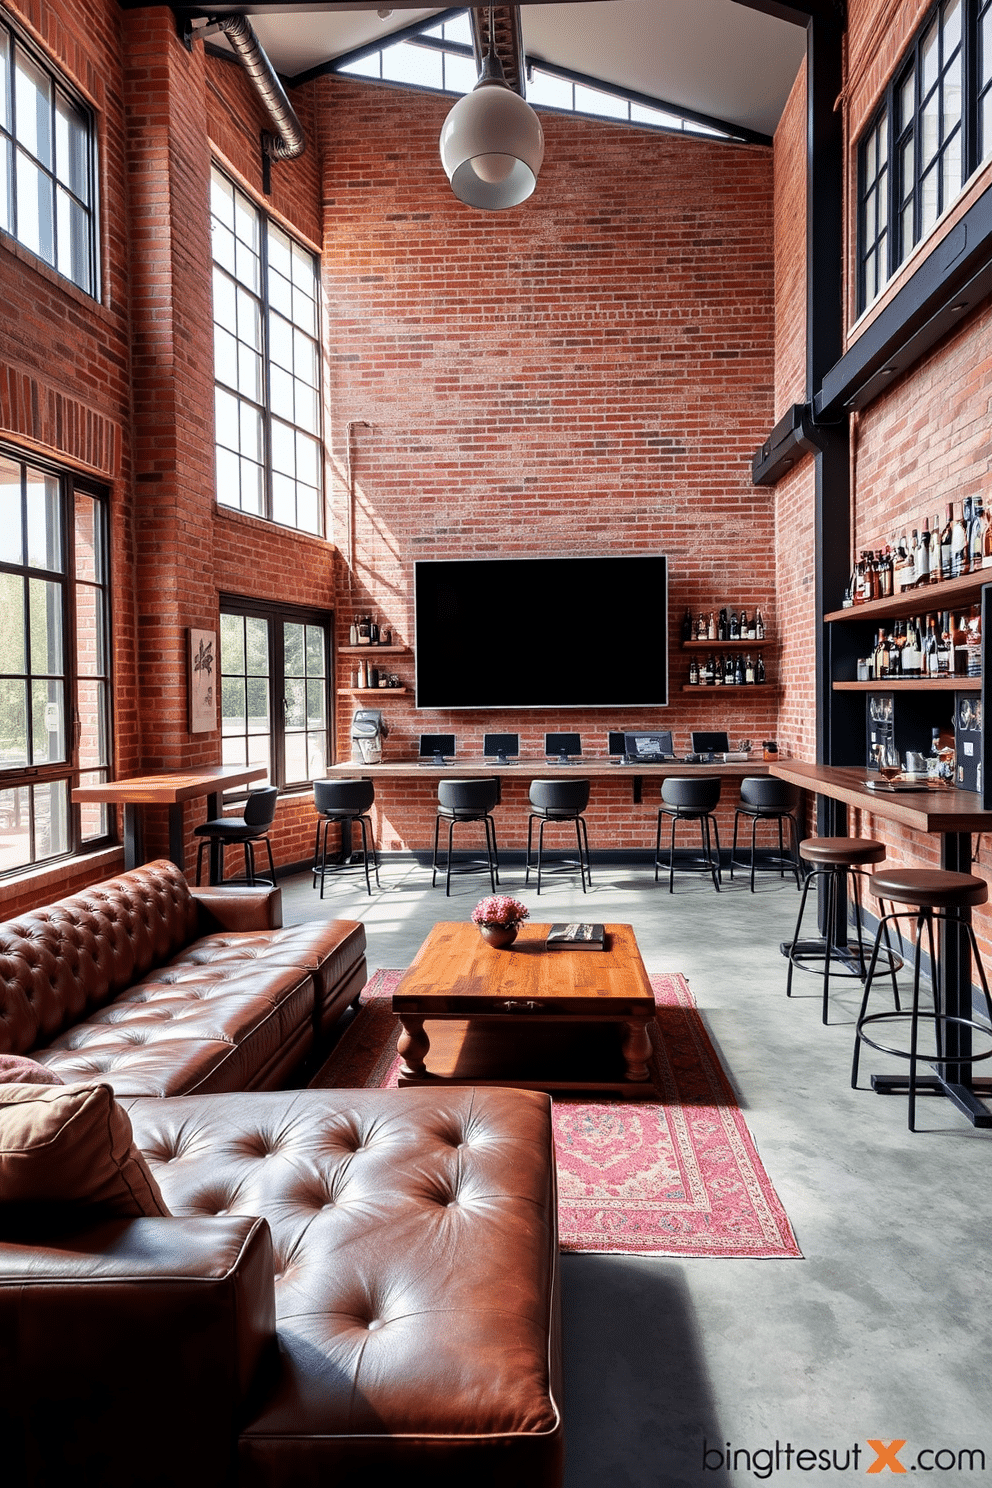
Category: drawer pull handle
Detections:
[{"x1": 500, "y1": 999, "x2": 543, "y2": 1010}]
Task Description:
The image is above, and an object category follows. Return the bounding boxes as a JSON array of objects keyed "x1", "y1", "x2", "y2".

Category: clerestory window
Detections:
[{"x1": 0, "y1": 12, "x2": 99, "y2": 296}]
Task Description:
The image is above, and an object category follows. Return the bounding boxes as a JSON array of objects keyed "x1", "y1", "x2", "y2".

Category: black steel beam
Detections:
[
  {"x1": 815, "y1": 183, "x2": 992, "y2": 419},
  {"x1": 752, "y1": 401, "x2": 833, "y2": 484}
]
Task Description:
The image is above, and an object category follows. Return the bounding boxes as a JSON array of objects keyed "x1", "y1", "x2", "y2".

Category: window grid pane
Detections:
[
  {"x1": 0, "y1": 17, "x2": 97, "y2": 295},
  {"x1": 211, "y1": 168, "x2": 323, "y2": 535},
  {"x1": 979, "y1": 0, "x2": 992, "y2": 160}
]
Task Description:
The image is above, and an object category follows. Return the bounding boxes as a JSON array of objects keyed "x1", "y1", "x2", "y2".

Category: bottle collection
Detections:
[
  {"x1": 848, "y1": 497, "x2": 992, "y2": 603},
  {"x1": 687, "y1": 652, "x2": 766, "y2": 686},
  {"x1": 858, "y1": 607, "x2": 982, "y2": 680},
  {"x1": 349, "y1": 614, "x2": 394, "y2": 646},
  {"x1": 681, "y1": 607, "x2": 766, "y2": 643}
]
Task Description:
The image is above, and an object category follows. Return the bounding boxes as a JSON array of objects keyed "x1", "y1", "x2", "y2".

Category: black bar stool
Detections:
[
  {"x1": 852, "y1": 867, "x2": 992, "y2": 1130},
  {"x1": 786, "y1": 837, "x2": 902, "y2": 1023},
  {"x1": 654, "y1": 777, "x2": 722, "y2": 892},
  {"x1": 194, "y1": 785, "x2": 278, "y2": 886},
  {"x1": 432, "y1": 778, "x2": 500, "y2": 896},
  {"x1": 730, "y1": 777, "x2": 803, "y2": 890},
  {"x1": 526, "y1": 779, "x2": 591, "y2": 894},
  {"x1": 312, "y1": 779, "x2": 379, "y2": 897}
]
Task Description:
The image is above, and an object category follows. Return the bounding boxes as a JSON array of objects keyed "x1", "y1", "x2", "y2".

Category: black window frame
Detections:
[
  {"x1": 0, "y1": 11, "x2": 100, "y2": 298},
  {"x1": 210, "y1": 167, "x2": 324, "y2": 536},
  {"x1": 219, "y1": 594, "x2": 334, "y2": 794},
  {"x1": 0, "y1": 445, "x2": 113, "y2": 877},
  {"x1": 856, "y1": 0, "x2": 981, "y2": 315}
]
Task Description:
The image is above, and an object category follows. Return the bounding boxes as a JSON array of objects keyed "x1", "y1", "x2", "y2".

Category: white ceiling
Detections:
[{"x1": 210, "y1": 2, "x2": 808, "y2": 139}]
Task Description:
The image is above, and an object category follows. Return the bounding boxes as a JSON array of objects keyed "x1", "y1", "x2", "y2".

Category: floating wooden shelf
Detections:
[
  {"x1": 338, "y1": 687, "x2": 410, "y2": 697},
  {"x1": 681, "y1": 637, "x2": 770, "y2": 649},
  {"x1": 824, "y1": 571, "x2": 990, "y2": 625},
  {"x1": 833, "y1": 678, "x2": 981, "y2": 692},
  {"x1": 681, "y1": 684, "x2": 779, "y2": 694},
  {"x1": 338, "y1": 644, "x2": 410, "y2": 655}
]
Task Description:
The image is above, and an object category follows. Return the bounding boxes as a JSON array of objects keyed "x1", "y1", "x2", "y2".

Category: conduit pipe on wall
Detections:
[{"x1": 346, "y1": 421, "x2": 372, "y2": 572}]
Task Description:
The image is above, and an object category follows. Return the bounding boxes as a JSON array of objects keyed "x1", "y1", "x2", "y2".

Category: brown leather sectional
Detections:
[{"x1": 0, "y1": 862, "x2": 564, "y2": 1486}]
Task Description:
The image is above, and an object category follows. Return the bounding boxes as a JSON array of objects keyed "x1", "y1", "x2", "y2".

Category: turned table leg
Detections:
[
  {"x1": 397, "y1": 1015, "x2": 430, "y2": 1079},
  {"x1": 621, "y1": 1017, "x2": 653, "y2": 1082}
]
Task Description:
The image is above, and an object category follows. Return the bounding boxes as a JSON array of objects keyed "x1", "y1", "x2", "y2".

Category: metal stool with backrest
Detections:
[
  {"x1": 852, "y1": 867, "x2": 992, "y2": 1130},
  {"x1": 525, "y1": 779, "x2": 592, "y2": 894},
  {"x1": 786, "y1": 837, "x2": 902, "y2": 1023},
  {"x1": 194, "y1": 785, "x2": 279, "y2": 887},
  {"x1": 654, "y1": 776, "x2": 722, "y2": 892},
  {"x1": 312, "y1": 779, "x2": 379, "y2": 897},
  {"x1": 432, "y1": 778, "x2": 500, "y2": 896},
  {"x1": 730, "y1": 776, "x2": 803, "y2": 891}
]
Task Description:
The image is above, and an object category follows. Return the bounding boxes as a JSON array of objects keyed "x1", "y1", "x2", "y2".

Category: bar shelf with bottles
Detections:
[{"x1": 680, "y1": 605, "x2": 774, "y2": 690}]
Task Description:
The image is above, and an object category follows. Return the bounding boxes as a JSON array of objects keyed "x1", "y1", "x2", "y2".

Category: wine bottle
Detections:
[
  {"x1": 755, "y1": 608, "x2": 765, "y2": 640},
  {"x1": 756, "y1": 653, "x2": 766, "y2": 684},
  {"x1": 880, "y1": 545, "x2": 894, "y2": 598},
  {"x1": 744, "y1": 653, "x2": 755, "y2": 684},
  {"x1": 718, "y1": 607, "x2": 728, "y2": 641},
  {"x1": 952, "y1": 501, "x2": 970, "y2": 577},
  {"x1": 682, "y1": 607, "x2": 693, "y2": 642},
  {"x1": 930, "y1": 515, "x2": 942, "y2": 583},
  {"x1": 901, "y1": 618, "x2": 922, "y2": 676},
  {"x1": 704, "y1": 653, "x2": 716, "y2": 685},
  {"x1": 940, "y1": 503, "x2": 954, "y2": 580},
  {"x1": 984, "y1": 504, "x2": 992, "y2": 569},
  {"x1": 917, "y1": 524, "x2": 931, "y2": 586},
  {"x1": 734, "y1": 653, "x2": 744, "y2": 685},
  {"x1": 724, "y1": 654, "x2": 734, "y2": 685},
  {"x1": 689, "y1": 655, "x2": 700, "y2": 685},
  {"x1": 697, "y1": 612, "x2": 707, "y2": 640},
  {"x1": 938, "y1": 611, "x2": 952, "y2": 675},
  {"x1": 923, "y1": 614, "x2": 940, "y2": 677},
  {"x1": 969, "y1": 496, "x2": 986, "y2": 573},
  {"x1": 729, "y1": 609, "x2": 740, "y2": 639}
]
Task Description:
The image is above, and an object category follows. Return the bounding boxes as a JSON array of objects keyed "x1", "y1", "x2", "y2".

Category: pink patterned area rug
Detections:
[{"x1": 311, "y1": 970, "x2": 802, "y2": 1259}]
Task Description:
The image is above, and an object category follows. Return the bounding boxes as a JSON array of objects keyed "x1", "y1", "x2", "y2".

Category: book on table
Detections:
[{"x1": 546, "y1": 922, "x2": 607, "y2": 950}]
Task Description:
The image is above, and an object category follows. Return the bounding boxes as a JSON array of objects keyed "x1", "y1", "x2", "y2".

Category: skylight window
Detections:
[{"x1": 336, "y1": 8, "x2": 736, "y2": 142}]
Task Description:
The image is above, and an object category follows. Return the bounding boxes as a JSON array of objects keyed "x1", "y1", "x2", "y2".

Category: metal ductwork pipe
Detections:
[{"x1": 217, "y1": 14, "x2": 305, "y2": 161}]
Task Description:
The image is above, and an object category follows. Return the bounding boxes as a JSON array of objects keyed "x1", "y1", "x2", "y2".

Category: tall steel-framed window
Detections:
[
  {"x1": 855, "y1": 0, "x2": 985, "y2": 314},
  {"x1": 979, "y1": 0, "x2": 992, "y2": 160},
  {"x1": 0, "y1": 13, "x2": 99, "y2": 297},
  {"x1": 219, "y1": 598, "x2": 331, "y2": 791},
  {"x1": 210, "y1": 169, "x2": 323, "y2": 535},
  {"x1": 0, "y1": 448, "x2": 112, "y2": 876}
]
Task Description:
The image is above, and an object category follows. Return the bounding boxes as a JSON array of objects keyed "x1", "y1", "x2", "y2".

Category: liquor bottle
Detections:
[
  {"x1": 917, "y1": 524, "x2": 931, "y2": 587},
  {"x1": 707, "y1": 611, "x2": 717, "y2": 641},
  {"x1": 356, "y1": 659, "x2": 367, "y2": 688},
  {"x1": 894, "y1": 536, "x2": 913, "y2": 591},
  {"x1": 969, "y1": 497, "x2": 986, "y2": 573},
  {"x1": 966, "y1": 606, "x2": 982, "y2": 677},
  {"x1": 940, "y1": 503, "x2": 955, "y2": 581},
  {"x1": 984, "y1": 503, "x2": 992, "y2": 568},
  {"x1": 923, "y1": 614, "x2": 940, "y2": 677},
  {"x1": 952, "y1": 500, "x2": 970, "y2": 576},
  {"x1": 951, "y1": 614, "x2": 968, "y2": 675},
  {"x1": 724, "y1": 654, "x2": 734, "y2": 685},
  {"x1": 880, "y1": 545, "x2": 894, "y2": 598},
  {"x1": 349, "y1": 617, "x2": 359, "y2": 646},
  {"x1": 938, "y1": 611, "x2": 952, "y2": 675},
  {"x1": 689, "y1": 656, "x2": 700, "y2": 685},
  {"x1": 696, "y1": 612, "x2": 707, "y2": 640},
  {"x1": 868, "y1": 551, "x2": 881, "y2": 601},
  {"x1": 907, "y1": 530, "x2": 920, "y2": 587},
  {"x1": 369, "y1": 616, "x2": 380, "y2": 645},
  {"x1": 756, "y1": 653, "x2": 766, "y2": 684},
  {"x1": 901, "y1": 618, "x2": 922, "y2": 676},
  {"x1": 729, "y1": 609, "x2": 740, "y2": 639},
  {"x1": 734, "y1": 653, "x2": 744, "y2": 685},
  {"x1": 740, "y1": 609, "x2": 750, "y2": 639},
  {"x1": 744, "y1": 653, "x2": 755, "y2": 684},
  {"x1": 682, "y1": 608, "x2": 693, "y2": 642},
  {"x1": 875, "y1": 628, "x2": 890, "y2": 679},
  {"x1": 718, "y1": 607, "x2": 729, "y2": 641},
  {"x1": 755, "y1": 608, "x2": 765, "y2": 640},
  {"x1": 705, "y1": 653, "x2": 716, "y2": 685},
  {"x1": 931, "y1": 515, "x2": 942, "y2": 583},
  {"x1": 713, "y1": 648, "x2": 723, "y2": 684}
]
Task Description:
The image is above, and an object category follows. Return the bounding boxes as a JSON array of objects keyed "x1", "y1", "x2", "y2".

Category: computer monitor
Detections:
[
  {"x1": 419, "y1": 733, "x2": 455, "y2": 765},
  {"x1": 690, "y1": 730, "x2": 730, "y2": 759},
  {"x1": 545, "y1": 732, "x2": 581, "y2": 763},
  {"x1": 608, "y1": 730, "x2": 628, "y2": 759},
  {"x1": 624, "y1": 730, "x2": 674, "y2": 762},
  {"x1": 483, "y1": 732, "x2": 519, "y2": 765}
]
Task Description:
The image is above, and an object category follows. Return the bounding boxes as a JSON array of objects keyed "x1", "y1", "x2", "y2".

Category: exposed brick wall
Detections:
[
  {"x1": 774, "y1": 57, "x2": 807, "y2": 418},
  {"x1": 318, "y1": 77, "x2": 779, "y2": 850}
]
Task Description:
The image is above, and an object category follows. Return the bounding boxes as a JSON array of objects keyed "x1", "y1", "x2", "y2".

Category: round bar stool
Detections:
[
  {"x1": 654, "y1": 777, "x2": 722, "y2": 893},
  {"x1": 525, "y1": 779, "x2": 592, "y2": 894},
  {"x1": 852, "y1": 868, "x2": 992, "y2": 1131},
  {"x1": 312, "y1": 779, "x2": 379, "y2": 897},
  {"x1": 786, "y1": 837, "x2": 902, "y2": 1024},
  {"x1": 432, "y1": 778, "x2": 500, "y2": 897},
  {"x1": 730, "y1": 777, "x2": 803, "y2": 891},
  {"x1": 194, "y1": 785, "x2": 279, "y2": 887}
]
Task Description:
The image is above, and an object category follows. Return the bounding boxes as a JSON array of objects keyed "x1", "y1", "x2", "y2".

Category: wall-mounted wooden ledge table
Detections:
[
  {"x1": 769, "y1": 758, "x2": 992, "y2": 1128},
  {"x1": 326, "y1": 757, "x2": 769, "y2": 806},
  {"x1": 73, "y1": 765, "x2": 266, "y2": 878}
]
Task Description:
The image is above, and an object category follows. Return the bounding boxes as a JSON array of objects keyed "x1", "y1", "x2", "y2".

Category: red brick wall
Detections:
[{"x1": 317, "y1": 77, "x2": 779, "y2": 851}]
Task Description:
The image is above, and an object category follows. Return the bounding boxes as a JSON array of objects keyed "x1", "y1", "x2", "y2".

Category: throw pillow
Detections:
[
  {"x1": 0, "y1": 1082, "x2": 170, "y2": 1217},
  {"x1": 0, "y1": 1054, "x2": 65, "y2": 1086}
]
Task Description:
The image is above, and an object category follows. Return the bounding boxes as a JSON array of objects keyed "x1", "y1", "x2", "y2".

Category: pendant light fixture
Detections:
[{"x1": 439, "y1": 4, "x2": 544, "y2": 210}]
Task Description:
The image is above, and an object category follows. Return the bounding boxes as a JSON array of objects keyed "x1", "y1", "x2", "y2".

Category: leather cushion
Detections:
[
  {"x1": 0, "y1": 1082, "x2": 169, "y2": 1218},
  {"x1": 800, "y1": 836, "x2": 887, "y2": 866},
  {"x1": 127, "y1": 1087, "x2": 561, "y2": 1470},
  {"x1": 867, "y1": 868, "x2": 990, "y2": 909}
]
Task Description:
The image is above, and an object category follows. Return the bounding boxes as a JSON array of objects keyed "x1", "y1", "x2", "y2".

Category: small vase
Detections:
[{"x1": 479, "y1": 923, "x2": 519, "y2": 949}]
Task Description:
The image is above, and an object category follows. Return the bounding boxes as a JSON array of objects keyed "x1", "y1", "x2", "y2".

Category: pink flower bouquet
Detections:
[{"x1": 471, "y1": 895, "x2": 530, "y2": 929}]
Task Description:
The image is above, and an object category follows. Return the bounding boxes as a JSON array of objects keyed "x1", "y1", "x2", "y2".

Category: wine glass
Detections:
[{"x1": 878, "y1": 740, "x2": 902, "y2": 783}]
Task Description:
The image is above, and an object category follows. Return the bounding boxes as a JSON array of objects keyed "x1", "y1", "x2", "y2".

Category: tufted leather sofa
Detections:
[
  {"x1": 0, "y1": 1085, "x2": 563, "y2": 1487},
  {"x1": 0, "y1": 860, "x2": 367, "y2": 1094}
]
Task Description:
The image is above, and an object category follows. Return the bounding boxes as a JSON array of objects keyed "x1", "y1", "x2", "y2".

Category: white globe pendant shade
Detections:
[{"x1": 439, "y1": 56, "x2": 544, "y2": 210}]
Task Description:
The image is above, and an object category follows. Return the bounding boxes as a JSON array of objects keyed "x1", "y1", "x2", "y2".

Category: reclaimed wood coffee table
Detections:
[{"x1": 392, "y1": 921, "x2": 657, "y2": 1096}]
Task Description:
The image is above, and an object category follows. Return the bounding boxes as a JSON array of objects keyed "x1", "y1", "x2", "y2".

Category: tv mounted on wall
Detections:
[{"x1": 414, "y1": 555, "x2": 668, "y2": 710}]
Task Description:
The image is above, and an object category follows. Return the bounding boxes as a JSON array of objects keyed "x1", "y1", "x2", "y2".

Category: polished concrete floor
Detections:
[{"x1": 280, "y1": 853, "x2": 992, "y2": 1488}]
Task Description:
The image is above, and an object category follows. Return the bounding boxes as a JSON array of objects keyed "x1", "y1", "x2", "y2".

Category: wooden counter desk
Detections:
[{"x1": 769, "y1": 758, "x2": 992, "y2": 1127}]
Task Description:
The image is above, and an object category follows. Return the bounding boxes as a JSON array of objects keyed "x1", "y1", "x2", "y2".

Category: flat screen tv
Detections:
[{"x1": 414, "y1": 555, "x2": 668, "y2": 710}]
